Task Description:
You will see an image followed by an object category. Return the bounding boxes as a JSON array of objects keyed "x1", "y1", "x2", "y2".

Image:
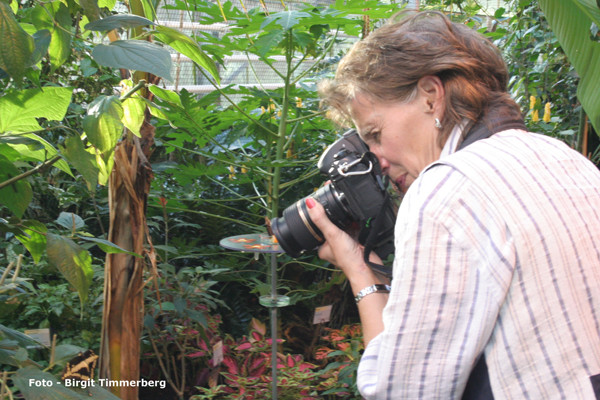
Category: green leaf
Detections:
[
  {"x1": 255, "y1": 30, "x2": 285, "y2": 57},
  {"x1": 538, "y1": 0, "x2": 600, "y2": 133},
  {"x1": 84, "y1": 14, "x2": 154, "y2": 31},
  {"x1": 7, "y1": 133, "x2": 73, "y2": 176},
  {"x1": 0, "y1": 86, "x2": 73, "y2": 134},
  {"x1": 0, "y1": 154, "x2": 32, "y2": 218},
  {"x1": 148, "y1": 84, "x2": 182, "y2": 106},
  {"x1": 76, "y1": 235, "x2": 142, "y2": 257},
  {"x1": 92, "y1": 40, "x2": 173, "y2": 81},
  {"x1": 15, "y1": 220, "x2": 47, "y2": 264},
  {"x1": 122, "y1": 96, "x2": 145, "y2": 137},
  {"x1": 261, "y1": 10, "x2": 311, "y2": 31},
  {"x1": 0, "y1": 2, "x2": 35, "y2": 81},
  {"x1": 52, "y1": 344, "x2": 87, "y2": 366},
  {"x1": 61, "y1": 134, "x2": 99, "y2": 188},
  {"x1": 29, "y1": 2, "x2": 72, "y2": 72},
  {"x1": 48, "y1": 2, "x2": 73, "y2": 72},
  {"x1": 55, "y1": 212, "x2": 85, "y2": 231},
  {"x1": 82, "y1": 95, "x2": 124, "y2": 157},
  {"x1": 31, "y1": 29, "x2": 51, "y2": 65},
  {"x1": 46, "y1": 233, "x2": 94, "y2": 304},
  {"x1": 154, "y1": 25, "x2": 220, "y2": 83}
]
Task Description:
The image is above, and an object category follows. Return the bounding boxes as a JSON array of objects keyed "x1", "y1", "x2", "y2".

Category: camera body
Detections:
[{"x1": 271, "y1": 130, "x2": 396, "y2": 262}]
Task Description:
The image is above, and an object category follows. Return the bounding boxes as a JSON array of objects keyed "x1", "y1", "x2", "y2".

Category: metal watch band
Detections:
[{"x1": 354, "y1": 284, "x2": 391, "y2": 303}]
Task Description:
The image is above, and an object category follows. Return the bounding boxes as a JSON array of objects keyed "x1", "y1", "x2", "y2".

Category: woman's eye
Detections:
[{"x1": 369, "y1": 131, "x2": 381, "y2": 143}]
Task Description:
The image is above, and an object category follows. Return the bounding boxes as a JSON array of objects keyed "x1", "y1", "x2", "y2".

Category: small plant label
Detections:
[
  {"x1": 313, "y1": 305, "x2": 333, "y2": 324},
  {"x1": 212, "y1": 340, "x2": 224, "y2": 365}
]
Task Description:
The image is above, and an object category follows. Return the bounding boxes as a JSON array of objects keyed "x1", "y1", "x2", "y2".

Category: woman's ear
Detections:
[{"x1": 417, "y1": 75, "x2": 445, "y2": 115}]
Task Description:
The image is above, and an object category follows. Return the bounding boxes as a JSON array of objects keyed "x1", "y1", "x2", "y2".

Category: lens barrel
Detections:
[{"x1": 271, "y1": 185, "x2": 351, "y2": 257}]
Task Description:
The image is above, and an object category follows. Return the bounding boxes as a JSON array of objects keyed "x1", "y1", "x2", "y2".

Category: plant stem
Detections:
[{"x1": 0, "y1": 155, "x2": 62, "y2": 191}]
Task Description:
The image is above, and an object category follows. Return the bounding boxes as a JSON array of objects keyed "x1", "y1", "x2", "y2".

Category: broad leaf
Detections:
[
  {"x1": 0, "y1": 87, "x2": 73, "y2": 134},
  {"x1": 0, "y1": 155, "x2": 32, "y2": 218},
  {"x1": 538, "y1": 0, "x2": 600, "y2": 133},
  {"x1": 77, "y1": 235, "x2": 142, "y2": 257},
  {"x1": 31, "y1": 29, "x2": 51, "y2": 65},
  {"x1": 7, "y1": 133, "x2": 72, "y2": 176},
  {"x1": 255, "y1": 30, "x2": 285, "y2": 57},
  {"x1": 46, "y1": 233, "x2": 94, "y2": 303},
  {"x1": 261, "y1": 10, "x2": 311, "y2": 31},
  {"x1": 15, "y1": 220, "x2": 48, "y2": 264},
  {"x1": 0, "y1": 2, "x2": 35, "y2": 81},
  {"x1": 61, "y1": 134, "x2": 99, "y2": 188},
  {"x1": 30, "y1": 2, "x2": 73, "y2": 72},
  {"x1": 92, "y1": 39, "x2": 173, "y2": 81},
  {"x1": 82, "y1": 95, "x2": 124, "y2": 158},
  {"x1": 55, "y1": 212, "x2": 86, "y2": 231},
  {"x1": 122, "y1": 95, "x2": 145, "y2": 137},
  {"x1": 154, "y1": 25, "x2": 220, "y2": 83},
  {"x1": 85, "y1": 14, "x2": 154, "y2": 31}
]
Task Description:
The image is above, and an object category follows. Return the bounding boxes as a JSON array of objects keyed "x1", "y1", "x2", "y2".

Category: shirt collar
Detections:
[{"x1": 439, "y1": 121, "x2": 468, "y2": 159}]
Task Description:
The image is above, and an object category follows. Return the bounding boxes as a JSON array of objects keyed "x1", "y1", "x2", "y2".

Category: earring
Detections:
[{"x1": 434, "y1": 118, "x2": 442, "y2": 129}]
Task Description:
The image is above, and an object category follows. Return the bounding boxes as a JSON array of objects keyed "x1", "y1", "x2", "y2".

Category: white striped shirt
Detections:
[{"x1": 357, "y1": 128, "x2": 600, "y2": 399}]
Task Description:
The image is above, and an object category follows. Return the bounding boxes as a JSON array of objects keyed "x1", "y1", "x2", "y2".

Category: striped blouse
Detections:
[{"x1": 357, "y1": 128, "x2": 600, "y2": 399}]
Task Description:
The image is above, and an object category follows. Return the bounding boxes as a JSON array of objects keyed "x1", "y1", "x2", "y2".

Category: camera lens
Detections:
[{"x1": 271, "y1": 185, "x2": 352, "y2": 257}]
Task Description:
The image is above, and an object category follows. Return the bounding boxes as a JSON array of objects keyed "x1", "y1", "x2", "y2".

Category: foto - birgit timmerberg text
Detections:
[{"x1": 28, "y1": 378, "x2": 167, "y2": 390}]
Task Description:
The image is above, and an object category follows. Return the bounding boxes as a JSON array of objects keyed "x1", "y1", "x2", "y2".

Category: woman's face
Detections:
[{"x1": 350, "y1": 79, "x2": 444, "y2": 193}]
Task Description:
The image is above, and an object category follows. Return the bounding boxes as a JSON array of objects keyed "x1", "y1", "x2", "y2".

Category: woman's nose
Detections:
[{"x1": 371, "y1": 150, "x2": 389, "y2": 174}]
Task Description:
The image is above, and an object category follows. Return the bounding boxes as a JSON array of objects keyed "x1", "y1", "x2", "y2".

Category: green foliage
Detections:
[{"x1": 537, "y1": 0, "x2": 600, "y2": 134}]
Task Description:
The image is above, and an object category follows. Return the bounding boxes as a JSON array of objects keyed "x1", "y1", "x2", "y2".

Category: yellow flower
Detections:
[
  {"x1": 286, "y1": 148, "x2": 293, "y2": 158},
  {"x1": 296, "y1": 97, "x2": 303, "y2": 108},
  {"x1": 241, "y1": 166, "x2": 248, "y2": 173},
  {"x1": 261, "y1": 106, "x2": 266, "y2": 114},
  {"x1": 543, "y1": 102, "x2": 551, "y2": 123},
  {"x1": 529, "y1": 96, "x2": 537, "y2": 110},
  {"x1": 269, "y1": 102, "x2": 276, "y2": 112},
  {"x1": 532, "y1": 109, "x2": 539, "y2": 122}
]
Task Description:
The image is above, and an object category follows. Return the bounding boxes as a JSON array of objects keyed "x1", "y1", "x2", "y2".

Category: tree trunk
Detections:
[{"x1": 99, "y1": 119, "x2": 154, "y2": 399}]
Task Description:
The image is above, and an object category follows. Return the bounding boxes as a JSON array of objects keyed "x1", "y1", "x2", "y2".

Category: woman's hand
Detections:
[
  {"x1": 305, "y1": 196, "x2": 389, "y2": 345},
  {"x1": 305, "y1": 197, "x2": 383, "y2": 286}
]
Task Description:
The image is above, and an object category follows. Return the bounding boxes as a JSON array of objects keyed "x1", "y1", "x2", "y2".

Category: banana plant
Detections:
[{"x1": 538, "y1": 0, "x2": 600, "y2": 134}]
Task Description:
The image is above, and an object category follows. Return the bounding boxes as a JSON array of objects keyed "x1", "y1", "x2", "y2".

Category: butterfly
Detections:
[{"x1": 61, "y1": 350, "x2": 99, "y2": 381}]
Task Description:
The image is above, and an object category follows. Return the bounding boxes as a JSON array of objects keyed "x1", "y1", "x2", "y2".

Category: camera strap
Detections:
[{"x1": 362, "y1": 194, "x2": 394, "y2": 278}]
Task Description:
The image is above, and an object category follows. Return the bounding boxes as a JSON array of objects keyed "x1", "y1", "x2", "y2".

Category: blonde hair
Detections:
[{"x1": 318, "y1": 11, "x2": 521, "y2": 145}]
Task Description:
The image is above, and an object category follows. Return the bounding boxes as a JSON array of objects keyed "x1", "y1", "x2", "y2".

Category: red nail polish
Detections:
[{"x1": 305, "y1": 197, "x2": 316, "y2": 209}]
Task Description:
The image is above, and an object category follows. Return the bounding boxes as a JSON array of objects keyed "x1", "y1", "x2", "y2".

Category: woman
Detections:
[{"x1": 306, "y1": 11, "x2": 600, "y2": 399}]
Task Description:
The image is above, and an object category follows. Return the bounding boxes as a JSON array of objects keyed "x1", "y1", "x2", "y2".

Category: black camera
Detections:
[{"x1": 271, "y1": 130, "x2": 397, "y2": 271}]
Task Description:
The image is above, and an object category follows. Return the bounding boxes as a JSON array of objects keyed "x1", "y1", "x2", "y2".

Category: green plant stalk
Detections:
[{"x1": 269, "y1": 32, "x2": 294, "y2": 219}]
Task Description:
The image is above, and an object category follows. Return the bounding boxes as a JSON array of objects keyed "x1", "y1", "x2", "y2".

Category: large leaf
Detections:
[
  {"x1": 15, "y1": 220, "x2": 48, "y2": 263},
  {"x1": 261, "y1": 10, "x2": 311, "y2": 31},
  {"x1": 77, "y1": 235, "x2": 142, "y2": 257},
  {"x1": 153, "y1": 25, "x2": 220, "y2": 83},
  {"x1": 30, "y1": 2, "x2": 73, "y2": 72},
  {"x1": 0, "y1": 155, "x2": 32, "y2": 218},
  {"x1": 0, "y1": 87, "x2": 73, "y2": 134},
  {"x1": 84, "y1": 14, "x2": 154, "y2": 31},
  {"x1": 82, "y1": 95, "x2": 124, "y2": 158},
  {"x1": 91, "y1": 39, "x2": 173, "y2": 81},
  {"x1": 538, "y1": 0, "x2": 600, "y2": 133},
  {"x1": 0, "y1": 2, "x2": 35, "y2": 81},
  {"x1": 46, "y1": 233, "x2": 94, "y2": 304},
  {"x1": 61, "y1": 134, "x2": 99, "y2": 188},
  {"x1": 121, "y1": 95, "x2": 145, "y2": 137}
]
